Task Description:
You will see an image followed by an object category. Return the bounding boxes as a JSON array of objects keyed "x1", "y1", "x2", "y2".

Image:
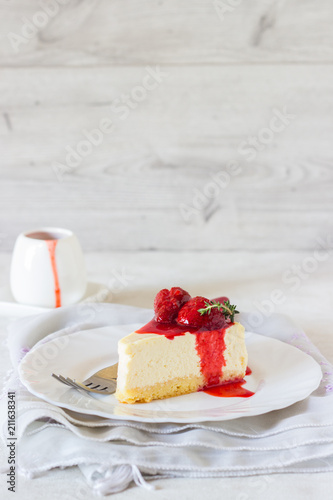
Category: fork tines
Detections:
[{"x1": 52, "y1": 373, "x2": 117, "y2": 394}]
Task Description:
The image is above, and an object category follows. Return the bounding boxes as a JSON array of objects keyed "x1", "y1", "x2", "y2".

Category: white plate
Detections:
[
  {"x1": 19, "y1": 324, "x2": 322, "y2": 423},
  {"x1": 0, "y1": 282, "x2": 109, "y2": 317}
]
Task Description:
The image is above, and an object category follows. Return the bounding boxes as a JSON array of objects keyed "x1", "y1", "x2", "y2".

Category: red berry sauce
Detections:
[
  {"x1": 203, "y1": 378, "x2": 254, "y2": 398},
  {"x1": 136, "y1": 319, "x2": 196, "y2": 340},
  {"x1": 194, "y1": 328, "x2": 227, "y2": 387}
]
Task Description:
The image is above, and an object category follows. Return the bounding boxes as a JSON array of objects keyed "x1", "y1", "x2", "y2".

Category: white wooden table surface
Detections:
[{"x1": 0, "y1": 250, "x2": 332, "y2": 499}]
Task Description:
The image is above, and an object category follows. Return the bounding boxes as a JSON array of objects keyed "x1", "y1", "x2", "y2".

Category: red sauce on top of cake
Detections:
[
  {"x1": 136, "y1": 319, "x2": 195, "y2": 339},
  {"x1": 136, "y1": 288, "x2": 253, "y2": 397},
  {"x1": 194, "y1": 328, "x2": 227, "y2": 387}
]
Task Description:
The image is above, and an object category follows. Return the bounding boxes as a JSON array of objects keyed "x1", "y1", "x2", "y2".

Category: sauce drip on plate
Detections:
[{"x1": 203, "y1": 372, "x2": 254, "y2": 398}]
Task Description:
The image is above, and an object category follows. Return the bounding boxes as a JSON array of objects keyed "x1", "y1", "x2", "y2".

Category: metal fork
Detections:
[{"x1": 52, "y1": 363, "x2": 118, "y2": 395}]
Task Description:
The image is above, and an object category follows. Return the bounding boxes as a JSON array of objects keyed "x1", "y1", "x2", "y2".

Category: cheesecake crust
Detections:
[{"x1": 116, "y1": 374, "x2": 205, "y2": 404}]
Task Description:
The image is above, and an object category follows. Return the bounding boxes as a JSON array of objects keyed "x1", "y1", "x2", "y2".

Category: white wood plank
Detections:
[
  {"x1": 0, "y1": 200, "x2": 331, "y2": 252},
  {"x1": 0, "y1": 64, "x2": 332, "y2": 251},
  {"x1": 0, "y1": 65, "x2": 332, "y2": 172},
  {"x1": 1, "y1": 64, "x2": 332, "y2": 162},
  {"x1": 1, "y1": 0, "x2": 333, "y2": 65}
]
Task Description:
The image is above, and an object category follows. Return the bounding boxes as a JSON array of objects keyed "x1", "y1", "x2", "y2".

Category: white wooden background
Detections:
[{"x1": 0, "y1": 0, "x2": 332, "y2": 251}]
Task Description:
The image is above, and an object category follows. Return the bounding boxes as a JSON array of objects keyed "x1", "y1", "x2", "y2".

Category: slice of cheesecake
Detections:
[
  {"x1": 115, "y1": 288, "x2": 248, "y2": 404},
  {"x1": 116, "y1": 322, "x2": 247, "y2": 404}
]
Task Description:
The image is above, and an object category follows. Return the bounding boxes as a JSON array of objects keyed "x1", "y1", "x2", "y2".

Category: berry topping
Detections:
[
  {"x1": 177, "y1": 296, "x2": 230, "y2": 329},
  {"x1": 204, "y1": 307, "x2": 228, "y2": 329},
  {"x1": 177, "y1": 296, "x2": 210, "y2": 328},
  {"x1": 154, "y1": 287, "x2": 191, "y2": 324},
  {"x1": 170, "y1": 287, "x2": 191, "y2": 306},
  {"x1": 155, "y1": 301, "x2": 180, "y2": 323},
  {"x1": 154, "y1": 289, "x2": 169, "y2": 312}
]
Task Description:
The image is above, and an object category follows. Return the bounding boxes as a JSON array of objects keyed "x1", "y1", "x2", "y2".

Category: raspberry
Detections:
[
  {"x1": 205, "y1": 307, "x2": 228, "y2": 329},
  {"x1": 177, "y1": 296, "x2": 210, "y2": 328},
  {"x1": 154, "y1": 289, "x2": 169, "y2": 313},
  {"x1": 206, "y1": 297, "x2": 230, "y2": 328},
  {"x1": 155, "y1": 301, "x2": 179, "y2": 323},
  {"x1": 154, "y1": 287, "x2": 191, "y2": 324},
  {"x1": 169, "y1": 287, "x2": 191, "y2": 308}
]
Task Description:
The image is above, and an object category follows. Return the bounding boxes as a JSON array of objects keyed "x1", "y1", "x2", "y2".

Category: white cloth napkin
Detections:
[{"x1": 1, "y1": 304, "x2": 333, "y2": 495}]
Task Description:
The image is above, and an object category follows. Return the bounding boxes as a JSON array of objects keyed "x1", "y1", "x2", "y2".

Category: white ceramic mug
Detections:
[{"x1": 10, "y1": 227, "x2": 87, "y2": 308}]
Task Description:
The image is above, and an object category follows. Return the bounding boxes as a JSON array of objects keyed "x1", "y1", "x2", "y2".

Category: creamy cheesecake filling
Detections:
[
  {"x1": 116, "y1": 332, "x2": 203, "y2": 395},
  {"x1": 223, "y1": 325, "x2": 248, "y2": 381}
]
